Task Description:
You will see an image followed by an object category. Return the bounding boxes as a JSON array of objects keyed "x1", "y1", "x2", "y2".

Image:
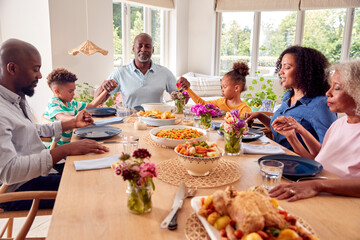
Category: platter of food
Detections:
[
  {"x1": 191, "y1": 187, "x2": 317, "y2": 240},
  {"x1": 149, "y1": 125, "x2": 207, "y2": 148},
  {"x1": 138, "y1": 109, "x2": 176, "y2": 126}
]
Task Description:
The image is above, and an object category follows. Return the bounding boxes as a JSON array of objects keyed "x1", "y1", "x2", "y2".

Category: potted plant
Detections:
[
  {"x1": 244, "y1": 72, "x2": 278, "y2": 112},
  {"x1": 74, "y1": 82, "x2": 119, "y2": 107}
]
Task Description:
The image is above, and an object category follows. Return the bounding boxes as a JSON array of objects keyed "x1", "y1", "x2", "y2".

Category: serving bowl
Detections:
[
  {"x1": 175, "y1": 146, "x2": 223, "y2": 176},
  {"x1": 138, "y1": 116, "x2": 176, "y2": 126},
  {"x1": 149, "y1": 125, "x2": 207, "y2": 148},
  {"x1": 141, "y1": 103, "x2": 176, "y2": 113}
]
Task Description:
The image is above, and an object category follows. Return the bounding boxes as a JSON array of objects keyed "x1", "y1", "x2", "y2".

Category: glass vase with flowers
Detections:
[
  {"x1": 112, "y1": 149, "x2": 157, "y2": 214},
  {"x1": 191, "y1": 103, "x2": 221, "y2": 130},
  {"x1": 220, "y1": 109, "x2": 248, "y2": 155},
  {"x1": 171, "y1": 87, "x2": 190, "y2": 114}
]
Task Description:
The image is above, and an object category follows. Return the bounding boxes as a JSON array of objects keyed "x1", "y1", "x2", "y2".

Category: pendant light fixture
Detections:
[{"x1": 68, "y1": 0, "x2": 108, "y2": 56}]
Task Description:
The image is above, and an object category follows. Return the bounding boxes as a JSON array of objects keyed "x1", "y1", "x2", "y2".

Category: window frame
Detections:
[
  {"x1": 215, "y1": 8, "x2": 357, "y2": 77},
  {"x1": 117, "y1": 2, "x2": 169, "y2": 67}
]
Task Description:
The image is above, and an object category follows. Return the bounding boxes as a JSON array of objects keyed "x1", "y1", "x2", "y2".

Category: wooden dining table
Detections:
[{"x1": 46, "y1": 116, "x2": 360, "y2": 240}]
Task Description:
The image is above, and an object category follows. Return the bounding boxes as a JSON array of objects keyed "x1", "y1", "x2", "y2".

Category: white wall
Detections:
[
  {"x1": 0, "y1": 0, "x2": 114, "y2": 121},
  {"x1": 0, "y1": 0, "x2": 53, "y2": 122}
]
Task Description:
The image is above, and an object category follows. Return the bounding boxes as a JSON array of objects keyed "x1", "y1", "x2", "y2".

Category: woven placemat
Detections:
[
  {"x1": 184, "y1": 212, "x2": 317, "y2": 240},
  {"x1": 142, "y1": 133, "x2": 170, "y2": 148},
  {"x1": 126, "y1": 115, "x2": 138, "y2": 123},
  {"x1": 185, "y1": 213, "x2": 210, "y2": 240},
  {"x1": 157, "y1": 158, "x2": 241, "y2": 188}
]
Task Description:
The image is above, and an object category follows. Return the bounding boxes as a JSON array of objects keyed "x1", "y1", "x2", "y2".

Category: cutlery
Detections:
[
  {"x1": 282, "y1": 176, "x2": 328, "y2": 182},
  {"x1": 98, "y1": 141, "x2": 123, "y2": 144},
  {"x1": 160, "y1": 182, "x2": 186, "y2": 229},
  {"x1": 168, "y1": 186, "x2": 197, "y2": 230}
]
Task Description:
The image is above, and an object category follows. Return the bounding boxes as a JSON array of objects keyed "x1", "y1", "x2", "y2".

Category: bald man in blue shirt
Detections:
[{"x1": 95, "y1": 33, "x2": 177, "y2": 108}]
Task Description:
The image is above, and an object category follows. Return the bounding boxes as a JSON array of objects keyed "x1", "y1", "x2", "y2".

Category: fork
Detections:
[{"x1": 168, "y1": 186, "x2": 197, "y2": 230}]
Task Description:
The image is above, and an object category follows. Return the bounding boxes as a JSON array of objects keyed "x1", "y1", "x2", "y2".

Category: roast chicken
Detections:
[{"x1": 212, "y1": 186, "x2": 285, "y2": 235}]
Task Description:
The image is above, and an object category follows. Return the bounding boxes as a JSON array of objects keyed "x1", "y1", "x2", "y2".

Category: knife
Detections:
[
  {"x1": 160, "y1": 182, "x2": 186, "y2": 229},
  {"x1": 98, "y1": 141, "x2": 123, "y2": 144}
]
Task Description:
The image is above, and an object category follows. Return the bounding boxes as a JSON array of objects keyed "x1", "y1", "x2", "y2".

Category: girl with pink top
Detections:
[{"x1": 269, "y1": 59, "x2": 360, "y2": 201}]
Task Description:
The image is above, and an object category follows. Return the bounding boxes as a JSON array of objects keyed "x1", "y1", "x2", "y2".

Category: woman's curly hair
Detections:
[
  {"x1": 275, "y1": 46, "x2": 330, "y2": 97},
  {"x1": 330, "y1": 59, "x2": 360, "y2": 115},
  {"x1": 47, "y1": 68, "x2": 77, "y2": 88},
  {"x1": 225, "y1": 61, "x2": 250, "y2": 92}
]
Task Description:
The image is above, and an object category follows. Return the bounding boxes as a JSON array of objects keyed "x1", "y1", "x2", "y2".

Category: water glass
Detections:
[
  {"x1": 183, "y1": 108, "x2": 194, "y2": 126},
  {"x1": 116, "y1": 105, "x2": 132, "y2": 118},
  {"x1": 121, "y1": 136, "x2": 139, "y2": 155},
  {"x1": 260, "y1": 160, "x2": 284, "y2": 190}
]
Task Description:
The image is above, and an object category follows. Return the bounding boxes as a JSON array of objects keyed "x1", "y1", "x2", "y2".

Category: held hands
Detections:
[
  {"x1": 271, "y1": 116, "x2": 299, "y2": 137},
  {"x1": 101, "y1": 79, "x2": 118, "y2": 93},
  {"x1": 177, "y1": 76, "x2": 190, "y2": 90},
  {"x1": 241, "y1": 112, "x2": 261, "y2": 128},
  {"x1": 269, "y1": 181, "x2": 321, "y2": 202},
  {"x1": 74, "y1": 110, "x2": 93, "y2": 128}
]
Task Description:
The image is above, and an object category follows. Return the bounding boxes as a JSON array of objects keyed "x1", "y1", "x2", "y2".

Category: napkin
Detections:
[
  {"x1": 74, "y1": 155, "x2": 120, "y2": 171},
  {"x1": 242, "y1": 143, "x2": 285, "y2": 155},
  {"x1": 93, "y1": 117, "x2": 124, "y2": 126}
]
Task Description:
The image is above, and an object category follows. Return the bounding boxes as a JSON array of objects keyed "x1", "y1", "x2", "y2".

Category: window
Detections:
[
  {"x1": 112, "y1": 2, "x2": 165, "y2": 68},
  {"x1": 218, "y1": 8, "x2": 359, "y2": 77},
  {"x1": 220, "y1": 12, "x2": 253, "y2": 76},
  {"x1": 259, "y1": 11, "x2": 296, "y2": 76},
  {"x1": 350, "y1": 8, "x2": 360, "y2": 59},
  {"x1": 303, "y1": 9, "x2": 346, "y2": 64}
]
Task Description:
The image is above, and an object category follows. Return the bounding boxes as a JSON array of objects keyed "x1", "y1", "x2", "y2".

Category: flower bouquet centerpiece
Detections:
[
  {"x1": 191, "y1": 103, "x2": 221, "y2": 130},
  {"x1": 171, "y1": 83, "x2": 190, "y2": 114},
  {"x1": 112, "y1": 149, "x2": 157, "y2": 214},
  {"x1": 220, "y1": 109, "x2": 248, "y2": 155}
]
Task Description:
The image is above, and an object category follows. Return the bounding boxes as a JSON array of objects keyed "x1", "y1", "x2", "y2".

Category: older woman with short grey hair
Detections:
[{"x1": 268, "y1": 59, "x2": 360, "y2": 201}]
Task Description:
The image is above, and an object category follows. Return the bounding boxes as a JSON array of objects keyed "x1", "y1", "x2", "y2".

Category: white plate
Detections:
[
  {"x1": 191, "y1": 196, "x2": 220, "y2": 240},
  {"x1": 138, "y1": 116, "x2": 176, "y2": 126},
  {"x1": 149, "y1": 125, "x2": 207, "y2": 148},
  {"x1": 191, "y1": 196, "x2": 314, "y2": 240}
]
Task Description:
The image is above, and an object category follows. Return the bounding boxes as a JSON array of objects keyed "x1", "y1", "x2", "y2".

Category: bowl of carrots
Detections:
[
  {"x1": 149, "y1": 125, "x2": 207, "y2": 148},
  {"x1": 175, "y1": 141, "x2": 223, "y2": 176}
]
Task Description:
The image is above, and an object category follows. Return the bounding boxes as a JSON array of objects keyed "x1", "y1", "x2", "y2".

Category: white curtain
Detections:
[
  {"x1": 215, "y1": 0, "x2": 300, "y2": 12},
  {"x1": 115, "y1": 0, "x2": 174, "y2": 10}
]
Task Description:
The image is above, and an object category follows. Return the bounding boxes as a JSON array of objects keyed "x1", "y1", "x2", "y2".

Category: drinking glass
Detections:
[
  {"x1": 260, "y1": 160, "x2": 284, "y2": 190},
  {"x1": 182, "y1": 107, "x2": 194, "y2": 126},
  {"x1": 121, "y1": 136, "x2": 139, "y2": 155}
]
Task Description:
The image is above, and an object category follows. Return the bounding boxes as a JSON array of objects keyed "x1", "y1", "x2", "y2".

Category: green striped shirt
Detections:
[{"x1": 44, "y1": 96, "x2": 87, "y2": 146}]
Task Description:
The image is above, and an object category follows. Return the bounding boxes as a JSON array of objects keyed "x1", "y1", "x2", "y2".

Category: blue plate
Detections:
[
  {"x1": 217, "y1": 128, "x2": 265, "y2": 142},
  {"x1": 258, "y1": 154, "x2": 323, "y2": 178},
  {"x1": 87, "y1": 107, "x2": 116, "y2": 117},
  {"x1": 74, "y1": 126, "x2": 122, "y2": 140}
]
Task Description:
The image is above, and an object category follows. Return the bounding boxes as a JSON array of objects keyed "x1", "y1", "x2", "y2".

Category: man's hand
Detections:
[
  {"x1": 177, "y1": 77, "x2": 190, "y2": 90},
  {"x1": 74, "y1": 110, "x2": 93, "y2": 128},
  {"x1": 101, "y1": 79, "x2": 117, "y2": 93}
]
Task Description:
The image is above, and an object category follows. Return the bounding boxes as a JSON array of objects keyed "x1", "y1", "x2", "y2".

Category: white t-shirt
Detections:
[{"x1": 315, "y1": 116, "x2": 360, "y2": 178}]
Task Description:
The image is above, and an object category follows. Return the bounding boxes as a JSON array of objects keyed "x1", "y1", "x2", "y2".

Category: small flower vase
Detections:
[
  {"x1": 199, "y1": 114, "x2": 212, "y2": 130},
  {"x1": 126, "y1": 181, "x2": 152, "y2": 214},
  {"x1": 224, "y1": 132, "x2": 243, "y2": 156},
  {"x1": 175, "y1": 99, "x2": 185, "y2": 114}
]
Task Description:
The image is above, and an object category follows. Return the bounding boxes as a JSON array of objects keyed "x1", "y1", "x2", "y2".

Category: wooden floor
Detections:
[{"x1": 0, "y1": 216, "x2": 51, "y2": 238}]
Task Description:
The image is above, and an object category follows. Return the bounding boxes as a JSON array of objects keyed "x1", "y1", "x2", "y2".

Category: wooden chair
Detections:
[{"x1": 0, "y1": 184, "x2": 57, "y2": 240}]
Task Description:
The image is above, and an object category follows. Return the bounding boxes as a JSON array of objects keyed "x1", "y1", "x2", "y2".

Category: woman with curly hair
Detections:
[
  {"x1": 269, "y1": 60, "x2": 360, "y2": 201},
  {"x1": 243, "y1": 46, "x2": 337, "y2": 150},
  {"x1": 177, "y1": 61, "x2": 251, "y2": 115}
]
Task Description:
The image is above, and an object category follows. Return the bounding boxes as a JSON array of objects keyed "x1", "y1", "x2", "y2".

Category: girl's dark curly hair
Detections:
[
  {"x1": 275, "y1": 46, "x2": 330, "y2": 97},
  {"x1": 47, "y1": 68, "x2": 77, "y2": 88},
  {"x1": 225, "y1": 61, "x2": 249, "y2": 92}
]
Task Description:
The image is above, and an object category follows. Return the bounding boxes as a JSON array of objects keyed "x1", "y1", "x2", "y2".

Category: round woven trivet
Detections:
[
  {"x1": 184, "y1": 213, "x2": 317, "y2": 240},
  {"x1": 185, "y1": 213, "x2": 210, "y2": 240},
  {"x1": 157, "y1": 158, "x2": 241, "y2": 188},
  {"x1": 142, "y1": 133, "x2": 170, "y2": 148},
  {"x1": 126, "y1": 115, "x2": 138, "y2": 123}
]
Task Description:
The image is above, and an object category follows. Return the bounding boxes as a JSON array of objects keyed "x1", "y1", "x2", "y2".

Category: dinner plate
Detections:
[
  {"x1": 87, "y1": 107, "x2": 116, "y2": 117},
  {"x1": 258, "y1": 154, "x2": 323, "y2": 178},
  {"x1": 74, "y1": 126, "x2": 122, "y2": 140},
  {"x1": 217, "y1": 128, "x2": 265, "y2": 142}
]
